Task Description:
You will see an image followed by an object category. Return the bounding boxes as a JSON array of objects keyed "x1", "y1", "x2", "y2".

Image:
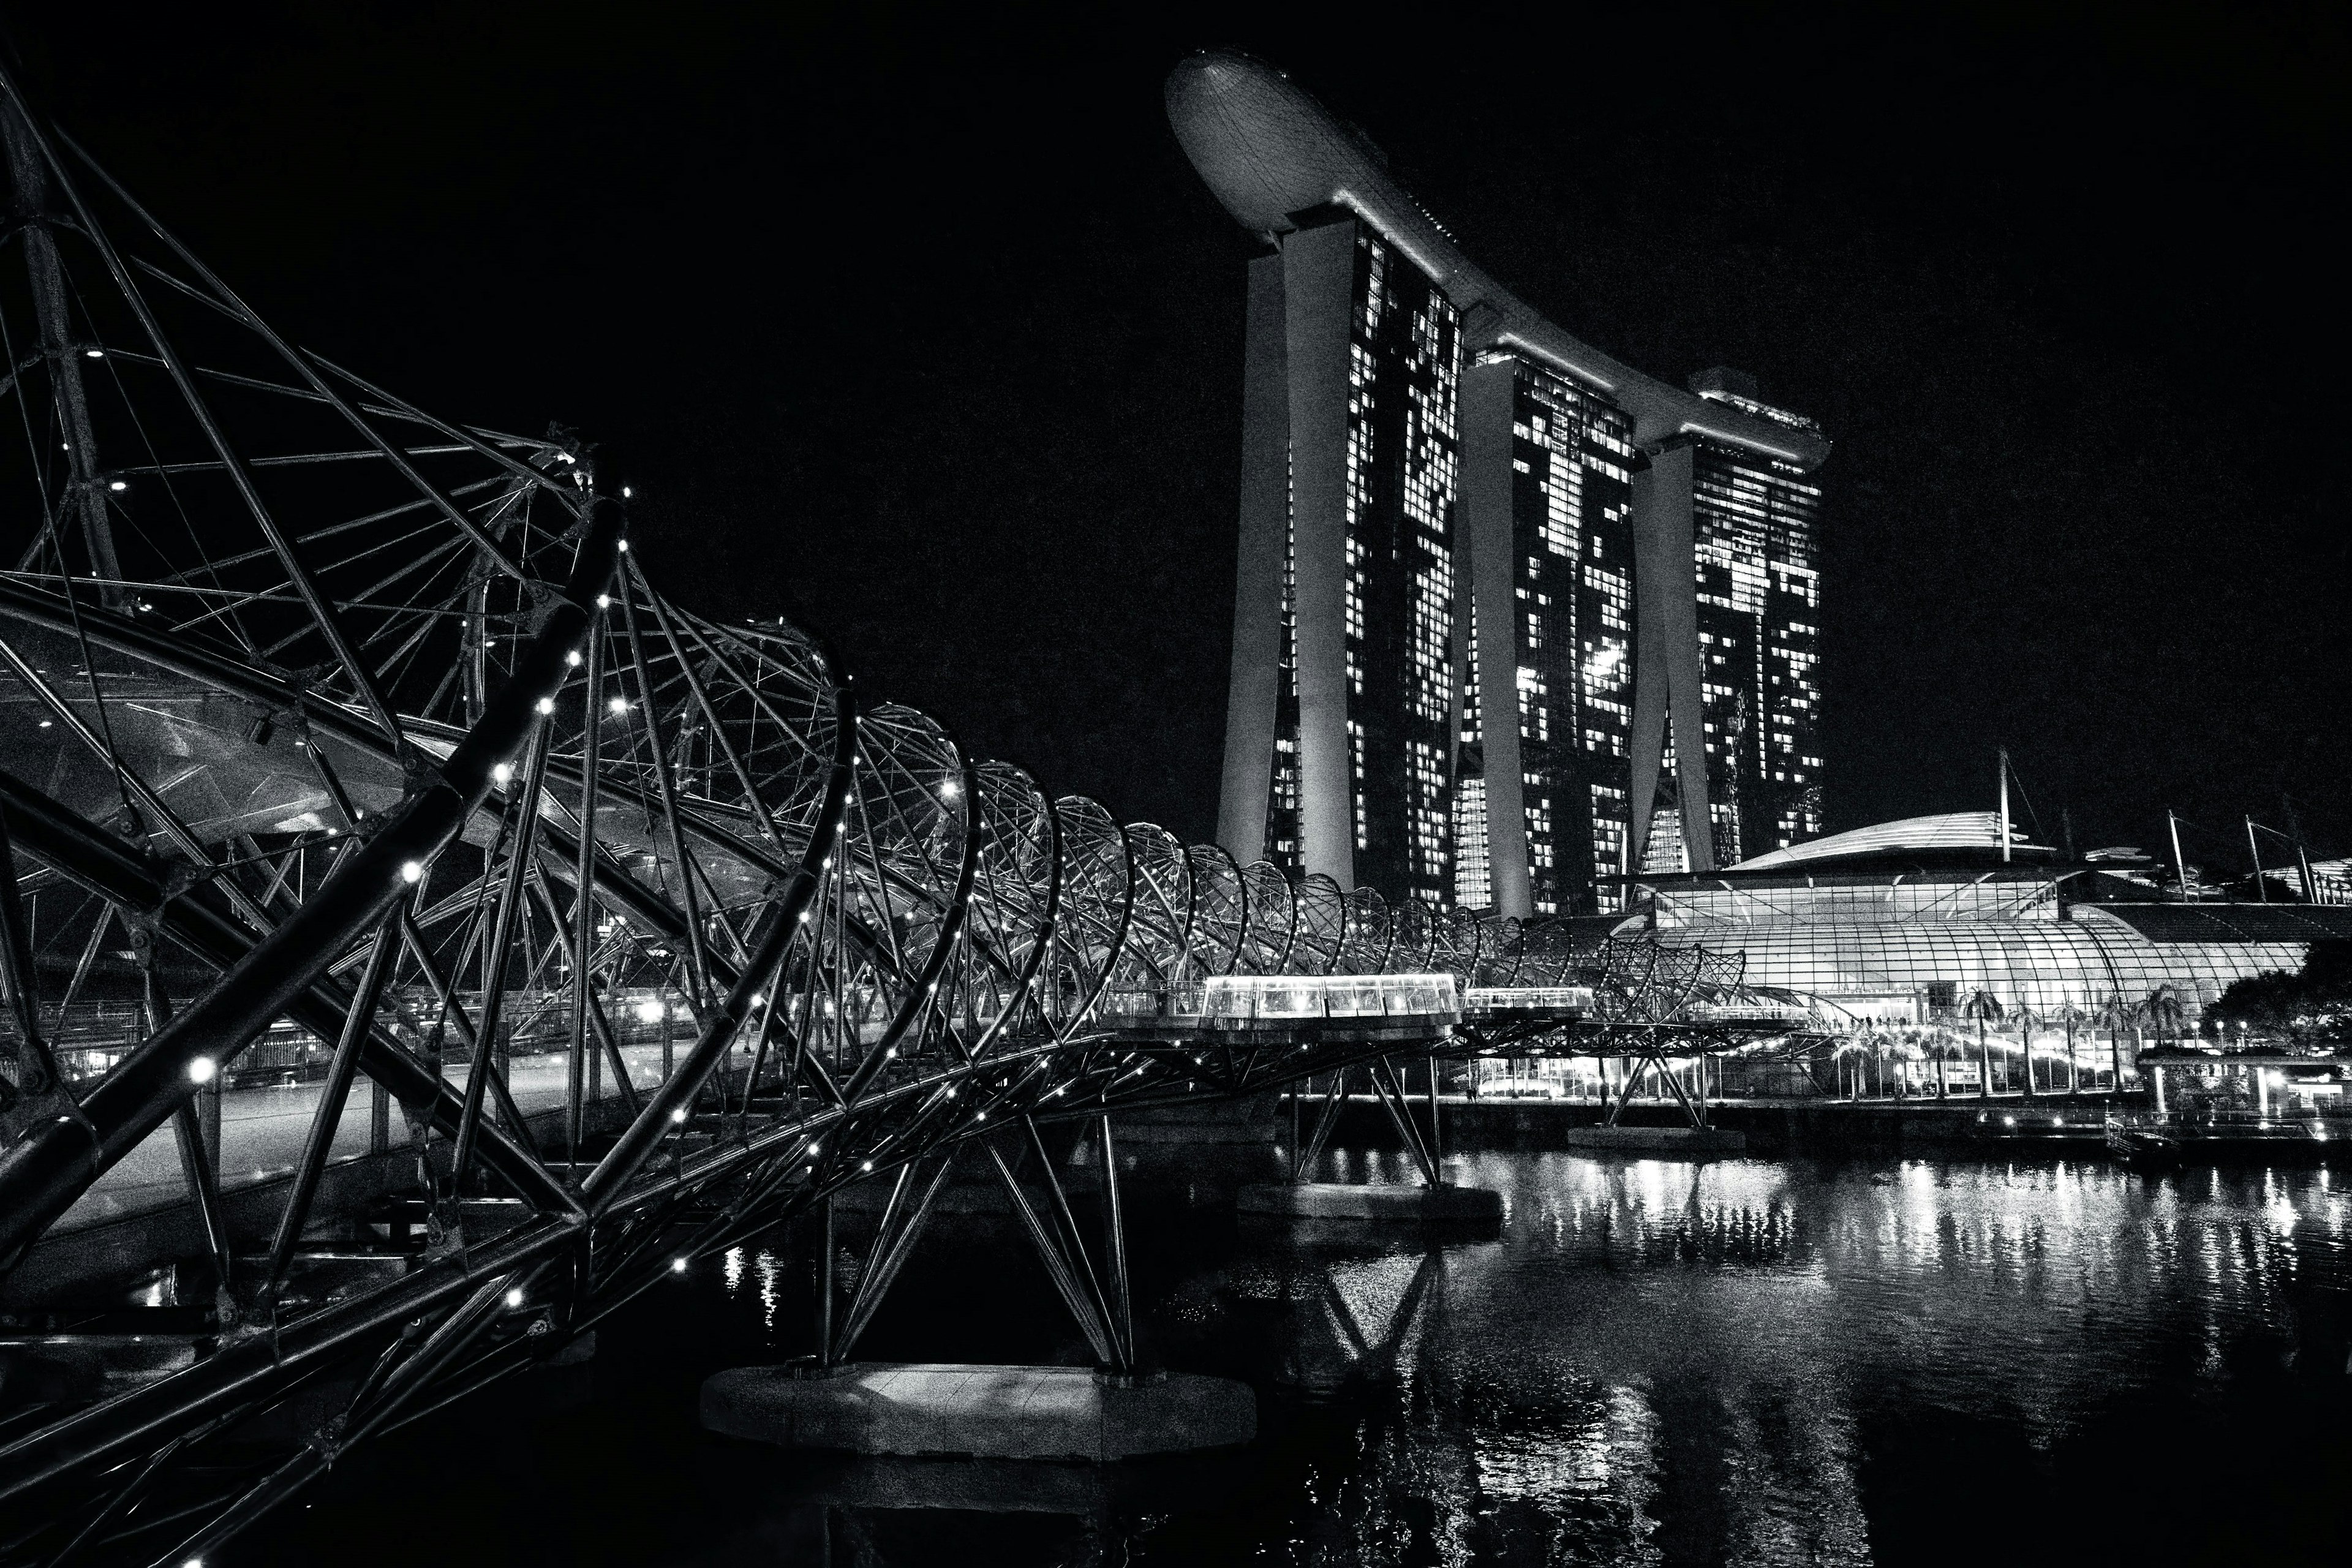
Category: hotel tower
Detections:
[{"x1": 1169, "y1": 51, "x2": 1831, "y2": 918}]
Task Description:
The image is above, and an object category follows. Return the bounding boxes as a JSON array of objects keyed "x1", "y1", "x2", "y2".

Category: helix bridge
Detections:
[{"x1": 0, "y1": 78, "x2": 1816, "y2": 1562}]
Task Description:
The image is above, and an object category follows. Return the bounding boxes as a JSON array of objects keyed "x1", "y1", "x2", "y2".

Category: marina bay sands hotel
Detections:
[{"x1": 1169, "y1": 51, "x2": 1832, "y2": 920}]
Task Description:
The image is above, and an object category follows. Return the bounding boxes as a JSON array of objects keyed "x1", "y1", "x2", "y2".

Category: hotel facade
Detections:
[{"x1": 1169, "y1": 51, "x2": 1831, "y2": 920}]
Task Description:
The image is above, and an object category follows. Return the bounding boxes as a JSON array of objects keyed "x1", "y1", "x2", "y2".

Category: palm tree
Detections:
[
  {"x1": 2144, "y1": 984, "x2": 2187, "y2": 1048},
  {"x1": 2094, "y1": 991, "x2": 2133, "y2": 1093},
  {"x1": 1927, "y1": 1026, "x2": 1958, "y2": 1098},
  {"x1": 2013, "y1": 1003, "x2": 2045, "y2": 1098},
  {"x1": 1962, "y1": 989, "x2": 2005, "y2": 1099},
  {"x1": 2054, "y1": 1003, "x2": 2089, "y2": 1093}
]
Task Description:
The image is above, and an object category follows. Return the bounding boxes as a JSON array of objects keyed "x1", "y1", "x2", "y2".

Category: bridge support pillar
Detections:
[
  {"x1": 703, "y1": 1115, "x2": 1254, "y2": 1460},
  {"x1": 700, "y1": 1362, "x2": 1254, "y2": 1460},
  {"x1": 1242, "y1": 1057, "x2": 1502, "y2": 1225}
]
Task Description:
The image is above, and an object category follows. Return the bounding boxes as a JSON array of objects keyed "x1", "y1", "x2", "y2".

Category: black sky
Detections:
[{"x1": 9, "y1": 2, "x2": 2346, "y2": 868}]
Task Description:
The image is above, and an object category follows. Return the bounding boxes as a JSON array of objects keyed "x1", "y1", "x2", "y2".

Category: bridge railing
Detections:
[
  {"x1": 1099, "y1": 973, "x2": 1461, "y2": 1025},
  {"x1": 1463, "y1": 985, "x2": 1594, "y2": 1016}
]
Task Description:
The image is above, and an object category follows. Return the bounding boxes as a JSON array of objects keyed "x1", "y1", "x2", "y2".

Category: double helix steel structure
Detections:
[{"x1": 0, "y1": 75, "x2": 1678, "y2": 1564}]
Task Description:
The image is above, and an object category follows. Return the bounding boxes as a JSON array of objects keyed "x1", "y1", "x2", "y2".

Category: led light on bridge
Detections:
[{"x1": 187, "y1": 1056, "x2": 218, "y2": 1085}]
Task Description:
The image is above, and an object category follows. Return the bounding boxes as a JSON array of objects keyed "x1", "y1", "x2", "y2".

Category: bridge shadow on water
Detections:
[{"x1": 239, "y1": 1146, "x2": 2352, "y2": 1567}]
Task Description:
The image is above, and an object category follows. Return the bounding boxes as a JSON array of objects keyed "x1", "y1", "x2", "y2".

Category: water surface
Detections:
[{"x1": 259, "y1": 1150, "x2": 2352, "y2": 1566}]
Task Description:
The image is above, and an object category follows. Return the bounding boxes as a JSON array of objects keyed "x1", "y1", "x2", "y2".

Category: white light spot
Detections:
[
  {"x1": 635, "y1": 999, "x2": 665, "y2": 1024},
  {"x1": 505, "y1": 1287, "x2": 525, "y2": 1308},
  {"x1": 85, "y1": 349, "x2": 104, "y2": 358},
  {"x1": 617, "y1": 539, "x2": 630, "y2": 552},
  {"x1": 491, "y1": 762, "x2": 513, "y2": 785},
  {"x1": 622, "y1": 486, "x2": 633, "y2": 499},
  {"x1": 670, "y1": 1107, "x2": 688, "y2": 1124},
  {"x1": 400, "y1": 861, "x2": 424, "y2": 884},
  {"x1": 595, "y1": 594, "x2": 611, "y2": 608},
  {"x1": 187, "y1": 1057, "x2": 217, "y2": 1085},
  {"x1": 537, "y1": 696, "x2": 555, "y2": 714},
  {"x1": 861, "y1": 1160, "x2": 873, "y2": 1172},
  {"x1": 565, "y1": 650, "x2": 582, "y2": 667},
  {"x1": 671, "y1": 1257, "x2": 687, "y2": 1273},
  {"x1": 108, "y1": 480, "x2": 127, "y2": 492}
]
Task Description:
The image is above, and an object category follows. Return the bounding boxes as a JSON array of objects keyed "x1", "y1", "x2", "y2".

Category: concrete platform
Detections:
[
  {"x1": 699, "y1": 1362, "x2": 1255, "y2": 1460},
  {"x1": 1234, "y1": 1182, "x2": 1504, "y2": 1222},
  {"x1": 1559, "y1": 1126, "x2": 1747, "y2": 1155}
]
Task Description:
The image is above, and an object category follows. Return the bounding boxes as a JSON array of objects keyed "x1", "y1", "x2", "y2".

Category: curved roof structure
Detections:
[
  {"x1": 1165, "y1": 51, "x2": 1831, "y2": 469},
  {"x1": 1728, "y1": 813, "x2": 2053, "y2": 870}
]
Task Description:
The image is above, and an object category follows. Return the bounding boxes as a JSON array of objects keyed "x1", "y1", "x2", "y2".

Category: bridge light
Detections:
[
  {"x1": 537, "y1": 696, "x2": 556, "y2": 715},
  {"x1": 861, "y1": 1160, "x2": 873, "y2": 1172},
  {"x1": 939, "y1": 780, "x2": 960, "y2": 802},
  {"x1": 187, "y1": 1056, "x2": 217, "y2": 1085},
  {"x1": 595, "y1": 594, "x2": 611, "y2": 609},
  {"x1": 609, "y1": 696, "x2": 628, "y2": 714},
  {"x1": 108, "y1": 480, "x2": 127, "y2": 491},
  {"x1": 622, "y1": 486, "x2": 633, "y2": 499},
  {"x1": 85, "y1": 348, "x2": 104, "y2": 358},
  {"x1": 565, "y1": 650, "x2": 582, "y2": 666},
  {"x1": 399, "y1": 861, "x2": 424, "y2": 884},
  {"x1": 505, "y1": 1287, "x2": 525, "y2": 1308},
  {"x1": 670, "y1": 1107, "x2": 688, "y2": 1124},
  {"x1": 617, "y1": 539, "x2": 629, "y2": 552},
  {"x1": 491, "y1": 763, "x2": 512, "y2": 786},
  {"x1": 671, "y1": 1257, "x2": 687, "y2": 1273}
]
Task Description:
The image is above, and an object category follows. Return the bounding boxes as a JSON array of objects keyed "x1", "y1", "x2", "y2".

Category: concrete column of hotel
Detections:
[
  {"x1": 1215, "y1": 250, "x2": 1291, "y2": 867},
  {"x1": 1455, "y1": 354, "x2": 1534, "y2": 918},
  {"x1": 1280, "y1": 214, "x2": 1359, "y2": 891},
  {"x1": 1627, "y1": 442, "x2": 1714, "y2": 872}
]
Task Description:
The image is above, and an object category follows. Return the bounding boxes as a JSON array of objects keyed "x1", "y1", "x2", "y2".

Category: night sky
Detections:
[{"x1": 11, "y1": 3, "x2": 2346, "y2": 870}]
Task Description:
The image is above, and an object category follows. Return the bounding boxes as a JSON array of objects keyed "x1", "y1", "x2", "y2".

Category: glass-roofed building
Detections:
[{"x1": 1622, "y1": 813, "x2": 2351, "y2": 1025}]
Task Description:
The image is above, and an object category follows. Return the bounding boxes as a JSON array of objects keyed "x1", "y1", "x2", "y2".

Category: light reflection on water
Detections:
[{"x1": 690, "y1": 1151, "x2": 2351, "y2": 1566}]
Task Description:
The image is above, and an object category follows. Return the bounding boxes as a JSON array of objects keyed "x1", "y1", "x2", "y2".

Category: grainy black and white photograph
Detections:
[{"x1": 0, "y1": 5, "x2": 2345, "y2": 1565}]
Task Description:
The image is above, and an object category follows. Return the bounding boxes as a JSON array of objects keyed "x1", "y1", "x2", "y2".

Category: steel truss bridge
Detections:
[{"x1": 0, "y1": 79, "x2": 1814, "y2": 1564}]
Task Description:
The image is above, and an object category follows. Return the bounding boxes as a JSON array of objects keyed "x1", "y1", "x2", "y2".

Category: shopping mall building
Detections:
[{"x1": 1620, "y1": 812, "x2": 2351, "y2": 1028}]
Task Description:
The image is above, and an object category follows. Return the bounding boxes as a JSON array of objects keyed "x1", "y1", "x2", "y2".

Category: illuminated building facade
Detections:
[
  {"x1": 1455, "y1": 351, "x2": 1637, "y2": 914},
  {"x1": 1222, "y1": 209, "x2": 1460, "y2": 905},
  {"x1": 1172, "y1": 51, "x2": 1832, "y2": 916},
  {"x1": 1635, "y1": 814, "x2": 2351, "y2": 1026},
  {"x1": 1683, "y1": 368, "x2": 1826, "y2": 869}
]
